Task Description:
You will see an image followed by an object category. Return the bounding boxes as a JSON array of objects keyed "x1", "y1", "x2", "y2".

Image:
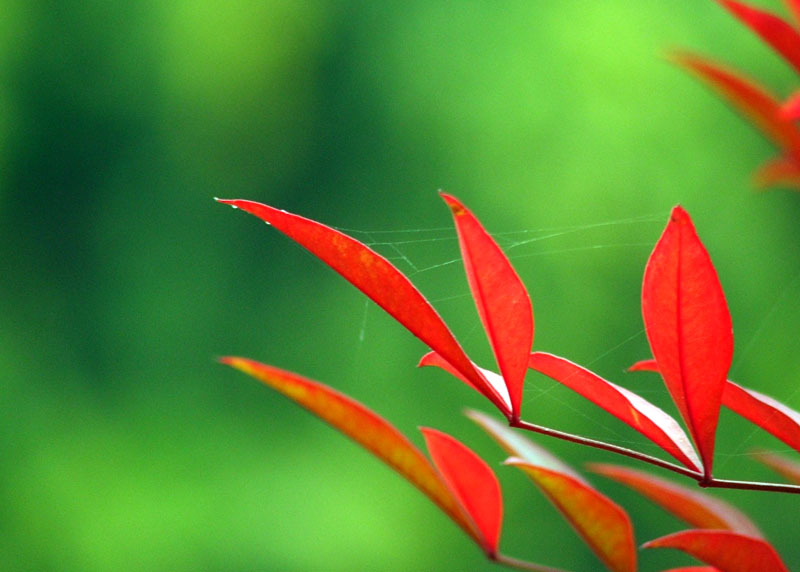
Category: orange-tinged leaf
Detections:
[
  {"x1": 217, "y1": 198, "x2": 510, "y2": 415},
  {"x1": 671, "y1": 52, "x2": 800, "y2": 156},
  {"x1": 506, "y1": 458, "x2": 636, "y2": 572},
  {"x1": 421, "y1": 427, "x2": 503, "y2": 556},
  {"x1": 751, "y1": 450, "x2": 800, "y2": 484},
  {"x1": 718, "y1": 0, "x2": 800, "y2": 74},
  {"x1": 441, "y1": 193, "x2": 533, "y2": 418},
  {"x1": 787, "y1": 0, "x2": 800, "y2": 25},
  {"x1": 752, "y1": 155, "x2": 800, "y2": 190},
  {"x1": 588, "y1": 463, "x2": 762, "y2": 537},
  {"x1": 643, "y1": 530, "x2": 788, "y2": 572},
  {"x1": 528, "y1": 352, "x2": 701, "y2": 472},
  {"x1": 641, "y1": 206, "x2": 733, "y2": 477},
  {"x1": 630, "y1": 360, "x2": 800, "y2": 455},
  {"x1": 220, "y1": 357, "x2": 478, "y2": 542},
  {"x1": 661, "y1": 568, "x2": 720, "y2": 572}
]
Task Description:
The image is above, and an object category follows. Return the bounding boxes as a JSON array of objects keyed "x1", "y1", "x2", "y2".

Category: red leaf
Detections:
[
  {"x1": 751, "y1": 450, "x2": 800, "y2": 484},
  {"x1": 506, "y1": 459, "x2": 636, "y2": 572},
  {"x1": 528, "y1": 352, "x2": 701, "y2": 472},
  {"x1": 217, "y1": 198, "x2": 510, "y2": 415},
  {"x1": 641, "y1": 206, "x2": 733, "y2": 477},
  {"x1": 220, "y1": 357, "x2": 478, "y2": 542},
  {"x1": 421, "y1": 427, "x2": 503, "y2": 556},
  {"x1": 441, "y1": 193, "x2": 533, "y2": 418},
  {"x1": 671, "y1": 52, "x2": 800, "y2": 157},
  {"x1": 631, "y1": 360, "x2": 800, "y2": 455},
  {"x1": 718, "y1": 0, "x2": 800, "y2": 74},
  {"x1": 643, "y1": 530, "x2": 788, "y2": 572},
  {"x1": 752, "y1": 155, "x2": 800, "y2": 190},
  {"x1": 588, "y1": 463, "x2": 762, "y2": 537}
]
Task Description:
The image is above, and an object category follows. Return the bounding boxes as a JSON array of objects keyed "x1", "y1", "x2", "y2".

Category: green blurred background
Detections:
[{"x1": 3, "y1": 1, "x2": 800, "y2": 570}]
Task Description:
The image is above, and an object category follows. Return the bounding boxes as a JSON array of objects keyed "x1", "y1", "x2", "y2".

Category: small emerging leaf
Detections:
[
  {"x1": 644, "y1": 529, "x2": 788, "y2": 572},
  {"x1": 217, "y1": 198, "x2": 510, "y2": 415},
  {"x1": 751, "y1": 450, "x2": 800, "y2": 484},
  {"x1": 441, "y1": 193, "x2": 534, "y2": 418},
  {"x1": 588, "y1": 463, "x2": 762, "y2": 537},
  {"x1": 528, "y1": 352, "x2": 701, "y2": 472},
  {"x1": 507, "y1": 459, "x2": 636, "y2": 572},
  {"x1": 718, "y1": 0, "x2": 800, "y2": 75},
  {"x1": 671, "y1": 52, "x2": 800, "y2": 156},
  {"x1": 220, "y1": 357, "x2": 478, "y2": 542},
  {"x1": 421, "y1": 427, "x2": 503, "y2": 556},
  {"x1": 642, "y1": 206, "x2": 733, "y2": 476}
]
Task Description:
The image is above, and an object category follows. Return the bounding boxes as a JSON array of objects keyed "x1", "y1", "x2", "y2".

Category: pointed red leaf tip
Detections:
[
  {"x1": 216, "y1": 198, "x2": 510, "y2": 415},
  {"x1": 642, "y1": 206, "x2": 733, "y2": 477},
  {"x1": 751, "y1": 450, "x2": 800, "y2": 484},
  {"x1": 528, "y1": 352, "x2": 701, "y2": 472},
  {"x1": 587, "y1": 464, "x2": 762, "y2": 538},
  {"x1": 440, "y1": 192, "x2": 533, "y2": 419},
  {"x1": 670, "y1": 52, "x2": 800, "y2": 158},
  {"x1": 219, "y1": 357, "x2": 478, "y2": 542},
  {"x1": 630, "y1": 360, "x2": 800, "y2": 455},
  {"x1": 718, "y1": 0, "x2": 800, "y2": 75},
  {"x1": 643, "y1": 530, "x2": 788, "y2": 572},
  {"x1": 420, "y1": 427, "x2": 502, "y2": 556}
]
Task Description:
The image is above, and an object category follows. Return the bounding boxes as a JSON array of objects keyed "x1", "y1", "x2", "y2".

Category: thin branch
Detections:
[
  {"x1": 705, "y1": 478, "x2": 800, "y2": 494},
  {"x1": 511, "y1": 418, "x2": 800, "y2": 494},
  {"x1": 510, "y1": 418, "x2": 702, "y2": 479}
]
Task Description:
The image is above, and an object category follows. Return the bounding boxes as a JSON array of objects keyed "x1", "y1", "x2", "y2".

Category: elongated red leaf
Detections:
[
  {"x1": 506, "y1": 459, "x2": 636, "y2": 572},
  {"x1": 528, "y1": 352, "x2": 701, "y2": 471},
  {"x1": 671, "y1": 52, "x2": 800, "y2": 156},
  {"x1": 718, "y1": 0, "x2": 800, "y2": 74},
  {"x1": 220, "y1": 357, "x2": 478, "y2": 542},
  {"x1": 630, "y1": 359, "x2": 800, "y2": 455},
  {"x1": 642, "y1": 206, "x2": 733, "y2": 476},
  {"x1": 421, "y1": 427, "x2": 503, "y2": 556},
  {"x1": 588, "y1": 463, "x2": 762, "y2": 537},
  {"x1": 751, "y1": 450, "x2": 800, "y2": 483},
  {"x1": 441, "y1": 193, "x2": 533, "y2": 419},
  {"x1": 217, "y1": 198, "x2": 510, "y2": 415},
  {"x1": 643, "y1": 530, "x2": 788, "y2": 572},
  {"x1": 661, "y1": 567, "x2": 719, "y2": 572}
]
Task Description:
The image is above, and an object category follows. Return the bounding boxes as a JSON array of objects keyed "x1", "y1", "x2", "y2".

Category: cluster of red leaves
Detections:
[
  {"x1": 675, "y1": 0, "x2": 800, "y2": 189},
  {"x1": 218, "y1": 194, "x2": 800, "y2": 571}
]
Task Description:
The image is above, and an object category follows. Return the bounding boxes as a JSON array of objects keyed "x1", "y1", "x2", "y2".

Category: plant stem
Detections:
[
  {"x1": 705, "y1": 478, "x2": 800, "y2": 494},
  {"x1": 493, "y1": 553, "x2": 571, "y2": 572},
  {"x1": 511, "y1": 418, "x2": 800, "y2": 493},
  {"x1": 511, "y1": 418, "x2": 702, "y2": 479}
]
